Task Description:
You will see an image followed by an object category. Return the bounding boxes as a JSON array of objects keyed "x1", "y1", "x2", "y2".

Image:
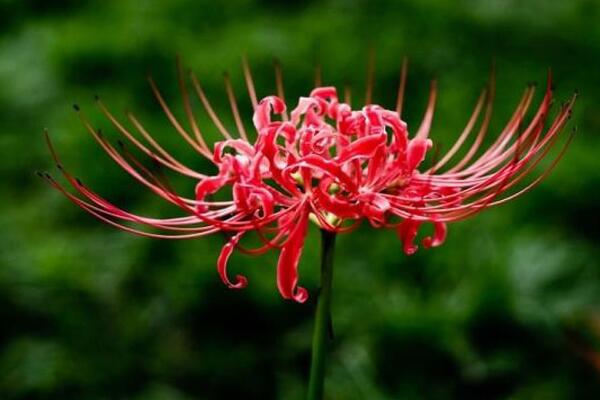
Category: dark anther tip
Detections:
[
  {"x1": 44, "y1": 172, "x2": 52, "y2": 179},
  {"x1": 117, "y1": 140, "x2": 125, "y2": 148},
  {"x1": 222, "y1": 70, "x2": 230, "y2": 78},
  {"x1": 97, "y1": 129, "x2": 103, "y2": 137},
  {"x1": 574, "y1": 88, "x2": 580, "y2": 95},
  {"x1": 35, "y1": 171, "x2": 43, "y2": 177},
  {"x1": 73, "y1": 104, "x2": 80, "y2": 111},
  {"x1": 94, "y1": 94, "x2": 100, "y2": 101},
  {"x1": 75, "y1": 178, "x2": 83, "y2": 186},
  {"x1": 56, "y1": 163, "x2": 63, "y2": 170}
]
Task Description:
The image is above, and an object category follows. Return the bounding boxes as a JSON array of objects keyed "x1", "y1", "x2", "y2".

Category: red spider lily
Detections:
[{"x1": 41, "y1": 57, "x2": 576, "y2": 303}]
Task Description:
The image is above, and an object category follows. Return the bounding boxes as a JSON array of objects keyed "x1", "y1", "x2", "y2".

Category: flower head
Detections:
[{"x1": 42, "y1": 57, "x2": 576, "y2": 302}]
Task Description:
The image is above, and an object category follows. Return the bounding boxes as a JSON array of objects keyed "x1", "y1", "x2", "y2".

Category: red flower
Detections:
[{"x1": 42, "y1": 58, "x2": 576, "y2": 302}]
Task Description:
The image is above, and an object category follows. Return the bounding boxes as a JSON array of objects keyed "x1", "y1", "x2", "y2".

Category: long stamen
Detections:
[
  {"x1": 45, "y1": 130, "x2": 226, "y2": 230},
  {"x1": 344, "y1": 83, "x2": 352, "y2": 106},
  {"x1": 125, "y1": 111, "x2": 211, "y2": 172},
  {"x1": 415, "y1": 80, "x2": 437, "y2": 140},
  {"x1": 395, "y1": 58, "x2": 408, "y2": 116},
  {"x1": 490, "y1": 125, "x2": 576, "y2": 206},
  {"x1": 314, "y1": 63, "x2": 322, "y2": 87},
  {"x1": 189, "y1": 71, "x2": 233, "y2": 140},
  {"x1": 95, "y1": 98, "x2": 209, "y2": 174},
  {"x1": 241, "y1": 54, "x2": 258, "y2": 110},
  {"x1": 74, "y1": 109, "x2": 204, "y2": 208},
  {"x1": 447, "y1": 78, "x2": 522, "y2": 174},
  {"x1": 147, "y1": 75, "x2": 211, "y2": 152},
  {"x1": 405, "y1": 96, "x2": 574, "y2": 212},
  {"x1": 274, "y1": 58, "x2": 289, "y2": 121},
  {"x1": 223, "y1": 72, "x2": 249, "y2": 141},
  {"x1": 458, "y1": 82, "x2": 544, "y2": 175},
  {"x1": 429, "y1": 87, "x2": 487, "y2": 172},
  {"x1": 365, "y1": 48, "x2": 375, "y2": 105},
  {"x1": 176, "y1": 56, "x2": 211, "y2": 153}
]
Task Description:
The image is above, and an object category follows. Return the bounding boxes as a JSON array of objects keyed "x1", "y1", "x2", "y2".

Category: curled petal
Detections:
[
  {"x1": 217, "y1": 232, "x2": 248, "y2": 289},
  {"x1": 407, "y1": 138, "x2": 432, "y2": 171},
  {"x1": 396, "y1": 219, "x2": 421, "y2": 255},
  {"x1": 366, "y1": 145, "x2": 386, "y2": 184},
  {"x1": 253, "y1": 96, "x2": 286, "y2": 131},
  {"x1": 234, "y1": 183, "x2": 274, "y2": 219},
  {"x1": 248, "y1": 189, "x2": 274, "y2": 218},
  {"x1": 292, "y1": 154, "x2": 357, "y2": 191},
  {"x1": 195, "y1": 171, "x2": 229, "y2": 212},
  {"x1": 358, "y1": 192, "x2": 390, "y2": 225},
  {"x1": 290, "y1": 97, "x2": 322, "y2": 125},
  {"x1": 277, "y1": 207, "x2": 310, "y2": 303},
  {"x1": 310, "y1": 86, "x2": 337, "y2": 100},
  {"x1": 364, "y1": 106, "x2": 385, "y2": 134},
  {"x1": 313, "y1": 184, "x2": 361, "y2": 219},
  {"x1": 422, "y1": 221, "x2": 447, "y2": 248},
  {"x1": 277, "y1": 122, "x2": 297, "y2": 144},
  {"x1": 213, "y1": 139, "x2": 255, "y2": 163},
  {"x1": 382, "y1": 111, "x2": 408, "y2": 149},
  {"x1": 337, "y1": 134, "x2": 386, "y2": 164},
  {"x1": 310, "y1": 86, "x2": 339, "y2": 118}
]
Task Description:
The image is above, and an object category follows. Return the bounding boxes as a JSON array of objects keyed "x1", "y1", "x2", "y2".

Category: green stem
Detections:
[{"x1": 307, "y1": 229, "x2": 337, "y2": 400}]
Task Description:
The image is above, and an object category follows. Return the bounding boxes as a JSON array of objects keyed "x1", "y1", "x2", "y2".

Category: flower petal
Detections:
[
  {"x1": 253, "y1": 95, "x2": 286, "y2": 131},
  {"x1": 217, "y1": 232, "x2": 248, "y2": 289},
  {"x1": 337, "y1": 134, "x2": 386, "y2": 164},
  {"x1": 293, "y1": 154, "x2": 357, "y2": 192},
  {"x1": 396, "y1": 219, "x2": 421, "y2": 255},
  {"x1": 276, "y1": 207, "x2": 309, "y2": 303},
  {"x1": 407, "y1": 138, "x2": 432, "y2": 171},
  {"x1": 422, "y1": 221, "x2": 447, "y2": 248}
]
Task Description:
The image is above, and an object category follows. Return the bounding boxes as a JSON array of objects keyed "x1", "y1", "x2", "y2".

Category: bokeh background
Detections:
[{"x1": 1, "y1": 0, "x2": 600, "y2": 399}]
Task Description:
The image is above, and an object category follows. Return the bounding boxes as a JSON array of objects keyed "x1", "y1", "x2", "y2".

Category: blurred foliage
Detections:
[{"x1": 1, "y1": 0, "x2": 600, "y2": 399}]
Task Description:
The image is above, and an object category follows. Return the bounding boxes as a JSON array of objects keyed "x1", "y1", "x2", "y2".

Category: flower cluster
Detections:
[{"x1": 43, "y1": 59, "x2": 576, "y2": 302}]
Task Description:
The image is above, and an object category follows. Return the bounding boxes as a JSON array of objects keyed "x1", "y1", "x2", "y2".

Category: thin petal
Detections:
[
  {"x1": 422, "y1": 221, "x2": 447, "y2": 248},
  {"x1": 396, "y1": 219, "x2": 421, "y2": 255},
  {"x1": 407, "y1": 138, "x2": 432, "y2": 171},
  {"x1": 276, "y1": 207, "x2": 309, "y2": 303},
  {"x1": 217, "y1": 232, "x2": 248, "y2": 289}
]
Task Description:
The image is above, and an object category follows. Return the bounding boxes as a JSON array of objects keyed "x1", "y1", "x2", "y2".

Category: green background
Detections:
[{"x1": 1, "y1": 0, "x2": 600, "y2": 398}]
